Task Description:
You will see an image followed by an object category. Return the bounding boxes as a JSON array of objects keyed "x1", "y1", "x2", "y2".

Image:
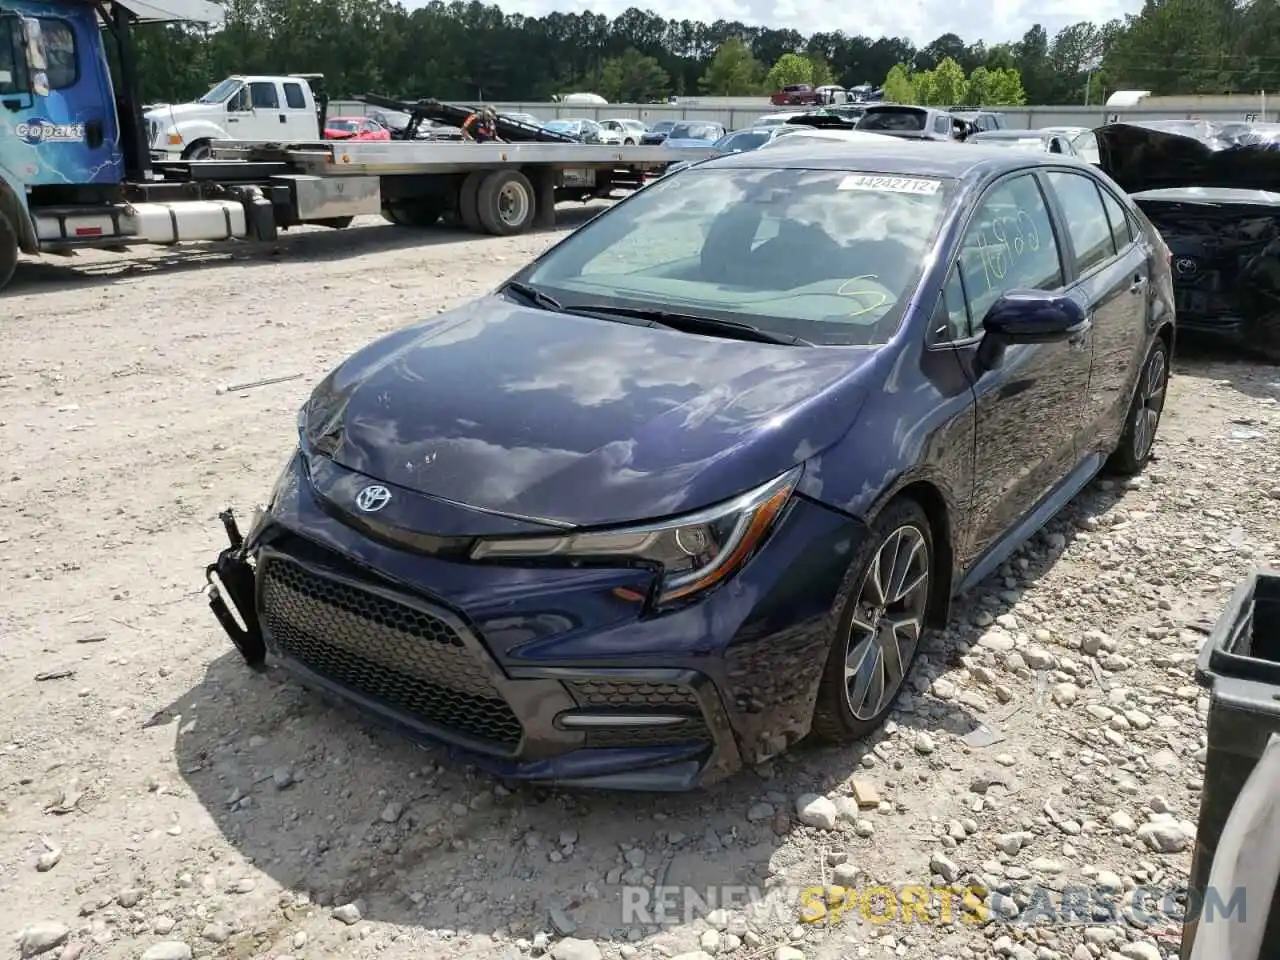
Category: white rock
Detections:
[
  {"x1": 551, "y1": 938, "x2": 604, "y2": 960},
  {"x1": 794, "y1": 794, "x2": 838, "y2": 830},
  {"x1": 1137, "y1": 821, "x2": 1190, "y2": 853},
  {"x1": 1119, "y1": 942, "x2": 1161, "y2": 960},
  {"x1": 140, "y1": 944, "x2": 193, "y2": 960},
  {"x1": 914, "y1": 732, "x2": 936, "y2": 755},
  {"x1": 18, "y1": 923, "x2": 69, "y2": 958},
  {"x1": 775, "y1": 948, "x2": 805, "y2": 960},
  {"x1": 930, "y1": 852, "x2": 960, "y2": 882},
  {"x1": 333, "y1": 903, "x2": 362, "y2": 925},
  {"x1": 1109, "y1": 811, "x2": 1137, "y2": 833}
]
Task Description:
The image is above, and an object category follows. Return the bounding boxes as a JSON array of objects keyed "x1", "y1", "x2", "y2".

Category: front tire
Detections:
[
  {"x1": 183, "y1": 141, "x2": 212, "y2": 161},
  {"x1": 0, "y1": 212, "x2": 17, "y2": 292},
  {"x1": 1106, "y1": 338, "x2": 1169, "y2": 476},
  {"x1": 812, "y1": 498, "x2": 933, "y2": 744}
]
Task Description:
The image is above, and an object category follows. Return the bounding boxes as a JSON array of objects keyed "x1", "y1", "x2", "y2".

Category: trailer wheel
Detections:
[
  {"x1": 475, "y1": 170, "x2": 536, "y2": 236},
  {"x1": 0, "y1": 212, "x2": 17, "y2": 292},
  {"x1": 457, "y1": 171, "x2": 487, "y2": 232}
]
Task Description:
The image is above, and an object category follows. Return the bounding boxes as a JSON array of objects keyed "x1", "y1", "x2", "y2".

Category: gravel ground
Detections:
[{"x1": 2, "y1": 211, "x2": 1280, "y2": 960}]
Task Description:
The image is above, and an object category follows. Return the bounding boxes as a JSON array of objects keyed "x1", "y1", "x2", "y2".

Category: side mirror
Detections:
[{"x1": 976, "y1": 290, "x2": 1090, "y2": 373}]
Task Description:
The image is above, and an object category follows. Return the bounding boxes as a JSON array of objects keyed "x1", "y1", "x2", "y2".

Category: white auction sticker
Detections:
[{"x1": 838, "y1": 174, "x2": 941, "y2": 195}]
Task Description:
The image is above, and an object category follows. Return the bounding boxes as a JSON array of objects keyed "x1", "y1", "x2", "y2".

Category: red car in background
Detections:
[
  {"x1": 323, "y1": 116, "x2": 392, "y2": 141},
  {"x1": 770, "y1": 84, "x2": 822, "y2": 106}
]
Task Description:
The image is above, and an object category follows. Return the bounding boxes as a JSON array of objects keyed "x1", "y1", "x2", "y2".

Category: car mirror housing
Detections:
[{"x1": 976, "y1": 290, "x2": 1090, "y2": 373}]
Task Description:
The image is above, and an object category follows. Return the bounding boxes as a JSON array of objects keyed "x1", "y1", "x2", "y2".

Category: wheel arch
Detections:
[
  {"x1": 1155, "y1": 319, "x2": 1175, "y2": 360},
  {"x1": 869, "y1": 478, "x2": 956, "y2": 629}
]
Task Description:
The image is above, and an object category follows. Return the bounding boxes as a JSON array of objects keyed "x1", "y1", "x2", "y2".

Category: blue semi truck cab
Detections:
[{"x1": 0, "y1": 0, "x2": 376, "y2": 291}]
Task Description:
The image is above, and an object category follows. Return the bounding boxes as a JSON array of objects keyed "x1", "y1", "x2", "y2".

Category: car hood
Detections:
[
  {"x1": 1094, "y1": 122, "x2": 1280, "y2": 194},
  {"x1": 305, "y1": 296, "x2": 879, "y2": 528},
  {"x1": 145, "y1": 101, "x2": 221, "y2": 124}
]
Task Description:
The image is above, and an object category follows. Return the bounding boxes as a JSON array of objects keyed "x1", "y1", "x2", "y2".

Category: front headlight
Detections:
[{"x1": 470, "y1": 466, "x2": 801, "y2": 607}]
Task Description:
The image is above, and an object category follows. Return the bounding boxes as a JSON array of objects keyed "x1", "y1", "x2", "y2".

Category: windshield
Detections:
[
  {"x1": 670, "y1": 122, "x2": 719, "y2": 140},
  {"x1": 519, "y1": 167, "x2": 953, "y2": 346},
  {"x1": 327, "y1": 119, "x2": 359, "y2": 132},
  {"x1": 545, "y1": 120, "x2": 577, "y2": 133},
  {"x1": 198, "y1": 78, "x2": 242, "y2": 104},
  {"x1": 650, "y1": 120, "x2": 676, "y2": 134},
  {"x1": 716, "y1": 131, "x2": 772, "y2": 153}
]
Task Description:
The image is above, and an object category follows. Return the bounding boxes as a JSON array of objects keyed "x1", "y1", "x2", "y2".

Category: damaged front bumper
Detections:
[
  {"x1": 200, "y1": 482, "x2": 771, "y2": 791},
  {"x1": 205, "y1": 508, "x2": 267, "y2": 670}
]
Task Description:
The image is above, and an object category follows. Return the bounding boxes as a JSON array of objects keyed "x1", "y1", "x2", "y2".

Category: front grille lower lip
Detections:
[{"x1": 257, "y1": 548, "x2": 525, "y2": 755}]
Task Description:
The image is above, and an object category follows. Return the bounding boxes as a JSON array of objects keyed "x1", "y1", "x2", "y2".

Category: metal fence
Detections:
[{"x1": 330, "y1": 99, "x2": 1275, "y2": 132}]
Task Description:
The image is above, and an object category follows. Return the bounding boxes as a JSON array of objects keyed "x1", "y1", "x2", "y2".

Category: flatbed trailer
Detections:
[
  {"x1": 0, "y1": 0, "x2": 716, "y2": 291},
  {"x1": 170, "y1": 137, "x2": 716, "y2": 235}
]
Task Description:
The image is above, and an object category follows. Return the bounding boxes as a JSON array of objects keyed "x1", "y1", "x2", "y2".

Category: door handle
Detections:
[
  {"x1": 1129, "y1": 274, "x2": 1147, "y2": 294},
  {"x1": 279, "y1": 114, "x2": 286, "y2": 123},
  {"x1": 227, "y1": 117, "x2": 239, "y2": 123}
]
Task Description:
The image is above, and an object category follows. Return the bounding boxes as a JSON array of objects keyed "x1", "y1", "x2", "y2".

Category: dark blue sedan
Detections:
[{"x1": 207, "y1": 141, "x2": 1175, "y2": 791}]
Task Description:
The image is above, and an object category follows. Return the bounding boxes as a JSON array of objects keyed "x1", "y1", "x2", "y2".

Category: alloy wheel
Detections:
[
  {"x1": 1132, "y1": 347, "x2": 1168, "y2": 462},
  {"x1": 843, "y1": 525, "x2": 930, "y2": 721}
]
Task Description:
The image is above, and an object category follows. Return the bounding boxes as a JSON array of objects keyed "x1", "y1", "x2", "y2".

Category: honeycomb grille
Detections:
[
  {"x1": 567, "y1": 680, "x2": 701, "y2": 710},
  {"x1": 260, "y1": 556, "x2": 523, "y2": 751},
  {"x1": 583, "y1": 720, "x2": 710, "y2": 749}
]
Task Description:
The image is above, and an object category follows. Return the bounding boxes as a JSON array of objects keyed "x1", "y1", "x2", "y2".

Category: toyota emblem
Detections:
[
  {"x1": 1174, "y1": 257, "x2": 1197, "y2": 277},
  {"x1": 355, "y1": 484, "x2": 391, "y2": 513}
]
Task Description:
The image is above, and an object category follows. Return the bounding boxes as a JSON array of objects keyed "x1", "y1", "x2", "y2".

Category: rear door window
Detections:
[
  {"x1": 1098, "y1": 187, "x2": 1135, "y2": 251},
  {"x1": 283, "y1": 82, "x2": 307, "y2": 109},
  {"x1": 1045, "y1": 171, "x2": 1117, "y2": 275}
]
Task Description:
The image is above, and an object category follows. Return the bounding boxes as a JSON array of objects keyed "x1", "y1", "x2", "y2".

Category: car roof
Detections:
[{"x1": 702, "y1": 138, "x2": 1079, "y2": 180}]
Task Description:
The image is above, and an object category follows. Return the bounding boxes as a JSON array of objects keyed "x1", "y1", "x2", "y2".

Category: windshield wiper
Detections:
[
  {"x1": 502, "y1": 280, "x2": 563, "y2": 311},
  {"x1": 563, "y1": 304, "x2": 811, "y2": 346}
]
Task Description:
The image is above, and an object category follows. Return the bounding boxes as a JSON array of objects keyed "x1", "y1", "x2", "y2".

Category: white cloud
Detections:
[{"x1": 494, "y1": 0, "x2": 1141, "y2": 46}]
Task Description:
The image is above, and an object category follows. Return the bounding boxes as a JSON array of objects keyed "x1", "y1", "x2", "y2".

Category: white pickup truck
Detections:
[{"x1": 146, "y1": 74, "x2": 323, "y2": 161}]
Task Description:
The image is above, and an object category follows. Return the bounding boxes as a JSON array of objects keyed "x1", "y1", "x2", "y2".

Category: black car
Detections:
[
  {"x1": 208, "y1": 139, "x2": 1175, "y2": 791},
  {"x1": 952, "y1": 109, "x2": 1007, "y2": 133},
  {"x1": 1096, "y1": 120, "x2": 1280, "y2": 360},
  {"x1": 640, "y1": 120, "x2": 678, "y2": 145}
]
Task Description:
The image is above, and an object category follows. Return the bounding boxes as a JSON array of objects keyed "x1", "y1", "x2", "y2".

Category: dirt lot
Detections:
[{"x1": 2, "y1": 213, "x2": 1279, "y2": 960}]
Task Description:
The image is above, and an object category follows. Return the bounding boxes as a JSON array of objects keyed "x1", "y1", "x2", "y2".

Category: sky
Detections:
[{"x1": 494, "y1": 0, "x2": 1142, "y2": 46}]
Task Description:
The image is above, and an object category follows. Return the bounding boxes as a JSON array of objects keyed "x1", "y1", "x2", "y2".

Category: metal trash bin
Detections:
[{"x1": 1182, "y1": 569, "x2": 1280, "y2": 959}]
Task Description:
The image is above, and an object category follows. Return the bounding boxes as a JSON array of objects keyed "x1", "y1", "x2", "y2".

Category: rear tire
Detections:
[
  {"x1": 457, "y1": 171, "x2": 487, "y2": 232},
  {"x1": 0, "y1": 212, "x2": 17, "y2": 292},
  {"x1": 811, "y1": 497, "x2": 933, "y2": 744},
  {"x1": 1106, "y1": 337, "x2": 1170, "y2": 476},
  {"x1": 475, "y1": 169, "x2": 536, "y2": 236}
]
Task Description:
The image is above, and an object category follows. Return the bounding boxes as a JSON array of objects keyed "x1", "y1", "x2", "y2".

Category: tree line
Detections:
[{"x1": 127, "y1": 0, "x2": 1279, "y2": 108}]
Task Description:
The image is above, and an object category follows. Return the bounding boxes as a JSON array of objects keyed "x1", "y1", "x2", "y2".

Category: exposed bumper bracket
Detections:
[{"x1": 206, "y1": 508, "x2": 267, "y2": 669}]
